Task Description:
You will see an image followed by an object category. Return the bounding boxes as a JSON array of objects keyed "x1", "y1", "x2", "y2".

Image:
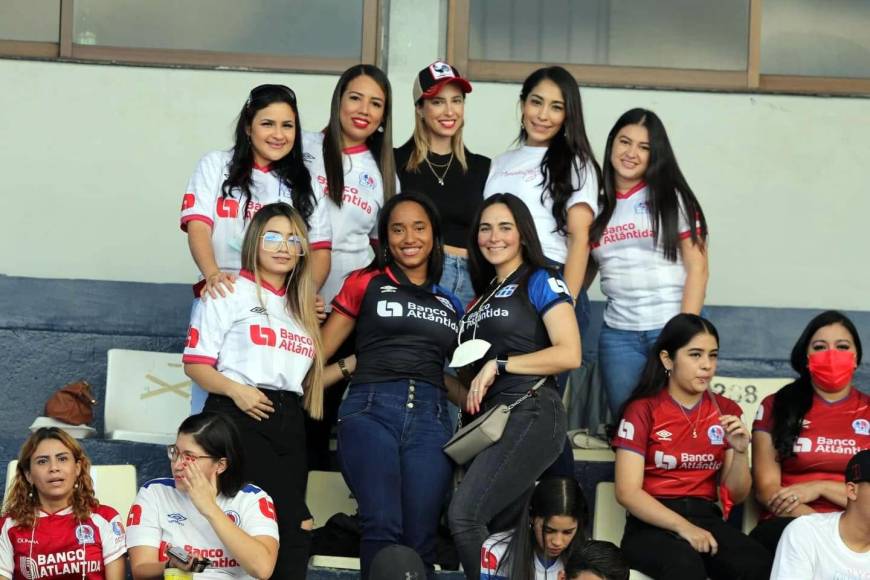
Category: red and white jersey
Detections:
[
  {"x1": 302, "y1": 131, "x2": 384, "y2": 307},
  {"x1": 182, "y1": 271, "x2": 315, "y2": 395},
  {"x1": 753, "y1": 388, "x2": 869, "y2": 514},
  {"x1": 480, "y1": 531, "x2": 564, "y2": 580},
  {"x1": 613, "y1": 389, "x2": 742, "y2": 501},
  {"x1": 126, "y1": 478, "x2": 279, "y2": 579},
  {"x1": 0, "y1": 505, "x2": 126, "y2": 580},
  {"x1": 590, "y1": 183, "x2": 701, "y2": 331},
  {"x1": 483, "y1": 146, "x2": 599, "y2": 265},
  {"x1": 179, "y1": 149, "x2": 333, "y2": 285}
]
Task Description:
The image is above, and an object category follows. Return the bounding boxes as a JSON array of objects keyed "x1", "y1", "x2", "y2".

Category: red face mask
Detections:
[{"x1": 807, "y1": 349, "x2": 857, "y2": 392}]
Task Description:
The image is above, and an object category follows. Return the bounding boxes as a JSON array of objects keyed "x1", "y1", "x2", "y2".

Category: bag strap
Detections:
[{"x1": 456, "y1": 376, "x2": 549, "y2": 429}]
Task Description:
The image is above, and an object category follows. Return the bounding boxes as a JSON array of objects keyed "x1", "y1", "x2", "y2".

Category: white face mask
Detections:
[{"x1": 449, "y1": 337, "x2": 491, "y2": 368}]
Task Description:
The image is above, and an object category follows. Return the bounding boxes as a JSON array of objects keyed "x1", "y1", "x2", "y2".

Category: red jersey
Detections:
[
  {"x1": 0, "y1": 505, "x2": 126, "y2": 580},
  {"x1": 613, "y1": 389, "x2": 742, "y2": 501},
  {"x1": 753, "y1": 387, "x2": 869, "y2": 514}
]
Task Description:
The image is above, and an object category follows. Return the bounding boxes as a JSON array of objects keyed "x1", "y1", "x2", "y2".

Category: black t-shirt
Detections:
[
  {"x1": 394, "y1": 141, "x2": 490, "y2": 248},
  {"x1": 459, "y1": 266, "x2": 572, "y2": 396},
  {"x1": 332, "y1": 265, "x2": 463, "y2": 387}
]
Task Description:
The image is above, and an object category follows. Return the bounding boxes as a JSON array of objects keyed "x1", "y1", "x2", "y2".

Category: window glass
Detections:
[{"x1": 0, "y1": 0, "x2": 60, "y2": 42}]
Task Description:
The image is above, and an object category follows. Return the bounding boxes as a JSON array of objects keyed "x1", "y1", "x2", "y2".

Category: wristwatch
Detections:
[{"x1": 495, "y1": 354, "x2": 509, "y2": 375}]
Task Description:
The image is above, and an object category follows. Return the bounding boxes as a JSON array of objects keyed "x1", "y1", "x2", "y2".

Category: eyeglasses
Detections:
[
  {"x1": 261, "y1": 232, "x2": 305, "y2": 255},
  {"x1": 166, "y1": 445, "x2": 216, "y2": 463}
]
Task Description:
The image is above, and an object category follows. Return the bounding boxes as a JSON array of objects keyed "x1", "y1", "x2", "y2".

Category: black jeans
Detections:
[
  {"x1": 621, "y1": 498, "x2": 772, "y2": 580},
  {"x1": 749, "y1": 516, "x2": 794, "y2": 555},
  {"x1": 205, "y1": 390, "x2": 311, "y2": 580},
  {"x1": 448, "y1": 384, "x2": 566, "y2": 579}
]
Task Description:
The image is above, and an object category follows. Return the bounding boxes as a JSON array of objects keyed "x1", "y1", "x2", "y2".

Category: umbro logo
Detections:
[
  {"x1": 380, "y1": 285, "x2": 398, "y2": 294},
  {"x1": 250, "y1": 307, "x2": 268, "y2": 314},
  {"x1": 655, "y1": 429, "x2": 672, "y2": 441},
  {"x1": 303, "y1": 152, "x2": 315, "y2": 162},
  {"x1": 167, "y1": 513, "x2": 187, "y2": 526}
]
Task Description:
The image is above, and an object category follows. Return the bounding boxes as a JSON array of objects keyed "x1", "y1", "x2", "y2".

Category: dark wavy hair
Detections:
[
  {"x1": 592, "y1": 108, "x2": 708, "y2": 262},
  {"x1": 323, "y1": 64, "x2": 396, "y2": 206},
  {"x1": 222, "y1": 84, "x2": 316, "y2": 227},
  {"x1": 467, "y1": 193, "x2": 557, "y2": 297},
  {"x1": 771, "y1": 310, "x2": 863, "y2": 461},
  {"x1": 369, "y1": 191, "x2": 444, "y2": 286},
  {"x1": 617, "y1": 314, "x2": 719, "y2": 422},
  {"x1": 178, "y1": 412, "x2": 246, "y2": 497},
  {"x1": 497, "y1": 477, "x2": 588, "y2": 580},
  {"x1": 518, "y1": 66, "x2": 602, "y2": 236}
]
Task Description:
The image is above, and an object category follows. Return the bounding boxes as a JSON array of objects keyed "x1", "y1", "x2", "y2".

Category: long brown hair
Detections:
[
  {"x1": 3, "y1": 428, "x2": 97, "y2": 528},
  {"x1": 240, "y1": 203, "x2": 325, "y2": 419}
]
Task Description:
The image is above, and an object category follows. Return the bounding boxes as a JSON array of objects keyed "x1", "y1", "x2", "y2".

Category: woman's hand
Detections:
[
  {"x1": 466, "y1": 359, "x2": 498, "y2": 414},
  {"x1": 315, "y1": 295, "x2": 327, "y2": 323},
  {"x1": 179, "y1": 459, "x2": 221, "y2": 519},
  {"x1": 719, "y1": 415, "x2": 750, "y2": 454},
  {"x1": 230, "y1": 384, "x2": 275, "y2": 421},
  {"x1": 675, "y1": 521, "x2": 718, "y2": 555},
  {"x1": 203, "y1": 271, "x2": 236, "y2": 300},
  {"x1": 768, "y1": 482, "x2": 821, "y2": 516}
]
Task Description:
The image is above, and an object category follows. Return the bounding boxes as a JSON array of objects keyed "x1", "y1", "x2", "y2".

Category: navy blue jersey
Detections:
[
  {"x1": 459, "y1": 266, "x2": 572, "y2": 395},
  {"x1": 333, "y1": 265, "x2": 463, "y2": 387}
]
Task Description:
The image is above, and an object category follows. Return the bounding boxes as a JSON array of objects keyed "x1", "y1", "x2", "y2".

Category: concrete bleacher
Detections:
[{"x1": 1, "y1": 273, "x2": 868, "y2": 577}]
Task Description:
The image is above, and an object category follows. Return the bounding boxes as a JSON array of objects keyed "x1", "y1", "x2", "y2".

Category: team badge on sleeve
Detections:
[
  {"x1": 547, "y1": 277, "x2": 570, "y2": 296},
  {"x1": 617, "y1": 419, "x2": 635, "y2": 440}
]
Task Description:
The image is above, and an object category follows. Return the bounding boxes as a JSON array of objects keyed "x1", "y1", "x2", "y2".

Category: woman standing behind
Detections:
[
  {"x1": 0, "y1": 428, "x2": 126, "y2": 580},
  {"x1": 483, "y1": 66, "x2": 601, "y2": 329},
  {"x1": 613, "y1": 314, "x2": 770, "y2": 579},
  {"x1": 181, "y1": 84, "x2": 332, "y2": 413},
  {"x1": 182, "y1": 203, "x2": 325, "y2": 579},
  {"x1": 448, "y1": 194, "x2": 580, "y2": 579},
  {"x1": 591, "y1": 109, "x2": 708, "y2": 415},
  {"x1": 302, "y1": 65, "x2": 396, "y2": 469},
  {"x1": 395, "y1": 61, "x2": 490, "y2": 307},
  {"x1": 320, "y1": 193, "x2": 464, "y2": 579},
  {"x1": 751, "y1": 310, "x2": 868, "y2": 553}
]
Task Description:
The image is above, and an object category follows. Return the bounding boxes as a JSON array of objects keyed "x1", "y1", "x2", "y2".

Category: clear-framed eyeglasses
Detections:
[
  {"x1": 261, "y1": 231, "x2": 305, "y2": 255},
  {"x1": 166, "y1": 444, "x2": 217, "y2": 463}
]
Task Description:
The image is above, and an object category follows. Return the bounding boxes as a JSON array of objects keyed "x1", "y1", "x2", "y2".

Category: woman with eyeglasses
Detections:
[
  {"x1": 0, "y1": 427, "x2": 126, "y2": 580},
  {"x1": 302, "y1": 64, "x2": 397, "y2": 470},
  {"x1": 180, "y1": 83, "x2": 333, "y2": 414},
  {"x1": 182, "y1": 202, "x2": 333, "y2": 579},
  {"x1": 127, "y1": 413, "x2": 279, "y2": 579}
]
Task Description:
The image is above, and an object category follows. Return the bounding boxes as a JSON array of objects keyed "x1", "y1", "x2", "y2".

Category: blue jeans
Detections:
[
  {"x1": 598, "y1": 324, "x2": 663, "y2": 415},
  {"x1": 337, "y1": 380, "x2": 454, "y2": 580},
  {"x1": 439, "y1": 253, "x2": 475, "y2": 309},
  {"x1": 188, "y1": 297, "x2": 208, "y2": 414},
  {"x1": 448, "y1": 385, "x2": 567, "y2": 578}
]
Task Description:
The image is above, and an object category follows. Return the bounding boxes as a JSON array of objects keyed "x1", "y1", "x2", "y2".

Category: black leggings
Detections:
[
  {"x1": 621, "y1": 498, "x2": 772, "y2": 580},
  {"x1": 748, "y1": 516, "x2": 794, "y2": 555},
  {"x1": 205, "y1": 390, "x2": 311, "y2": 580}
]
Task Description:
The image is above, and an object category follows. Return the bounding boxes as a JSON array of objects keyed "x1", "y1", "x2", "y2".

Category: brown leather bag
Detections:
[{"x1": 45, "y1": 380, "x2": 97, "y2": 425}]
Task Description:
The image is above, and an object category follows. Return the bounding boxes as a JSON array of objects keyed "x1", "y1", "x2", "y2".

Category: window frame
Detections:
[
  {"x1": 447, "y1": 0, "x2": 870, "y2": 96},
  {"x1": 0, "y1": 0, "x2": 382, "y2": 73}
]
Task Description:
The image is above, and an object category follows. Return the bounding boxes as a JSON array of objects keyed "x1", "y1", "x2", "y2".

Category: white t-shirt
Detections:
[
  {"x1": 590, "y1": 183, "x2": 698, "y2": 331},
  {"x1": 483, "y1": 145, "x2": 599, "y2": 265},
  {"x1": 126, "y1": 478, "x2": 280, "y2": 579},
  {"x1": 182, "y1": 271, "x2": 315, "y2": 395},
  {"x1": 180, "y1": 149, "x2": 333, "y2": 281},
  {"x1": 302, "y1": 131, "x2": 383, "y2": 307},
  {"x1": 481, "y1": 531, "x2": 564, "y2": 580},
  {"x1": 771, "y1": 512, "x2": 870, "y2": 580}
]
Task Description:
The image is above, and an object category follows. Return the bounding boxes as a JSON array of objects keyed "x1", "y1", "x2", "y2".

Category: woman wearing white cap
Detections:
[{"x1": 395, "y1": 61, "x2": 491, "y2": 308}]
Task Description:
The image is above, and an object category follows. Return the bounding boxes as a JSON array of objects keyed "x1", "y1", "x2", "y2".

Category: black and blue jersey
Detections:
[{"x1": 459, "y1": 265, "x2": 572, "y2": 396}]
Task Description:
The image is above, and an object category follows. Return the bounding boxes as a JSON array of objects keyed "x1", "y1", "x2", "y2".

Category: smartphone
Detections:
[{"x1": 167, "y1": 545, "x2": 211, "y2": 573}]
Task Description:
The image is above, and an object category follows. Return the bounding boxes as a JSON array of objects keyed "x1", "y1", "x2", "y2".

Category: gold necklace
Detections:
[
  {"x1": 674, "y1": 396, "x2": 703, "y2": 438},
  {"x1": 424, "y1": 152, "x2": 454, "y2": 186}
]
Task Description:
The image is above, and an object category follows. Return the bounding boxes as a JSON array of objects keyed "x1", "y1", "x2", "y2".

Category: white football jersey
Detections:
[
  {"x1": 182, "y1": 272, "x2": 315, "y2": 395},
  {"x1": 180, "y1": 149, "x2": 332, "y2": 279},
  {"x1": 302, "y1": 131, "x2": 384, "y2": 307},
  {"x1": 484, "y1": 146, "x2": 599, "y2": 265},
  {"x1": 126, "y1": 478, "x2": 279, "y2": 579},
  {"x1": 481, "y1": 531, "x2": 564, "y2": 580}
]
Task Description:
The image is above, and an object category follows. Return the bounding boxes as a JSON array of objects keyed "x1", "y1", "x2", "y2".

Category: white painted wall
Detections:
[{"x1": 0, "y1": 0, "x2": 868, "y2": 311}]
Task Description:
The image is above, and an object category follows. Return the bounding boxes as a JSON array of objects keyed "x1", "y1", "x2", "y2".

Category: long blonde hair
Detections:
[
  {"x1": 3, "y1": 428, "x2": 98, "y2": 528},
  {"x1": 240, "y1": 203, "x2": 325, "y2": 419},
  {"x1": 405, "y1": 95, "x2": 469, "y2": 173}
]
